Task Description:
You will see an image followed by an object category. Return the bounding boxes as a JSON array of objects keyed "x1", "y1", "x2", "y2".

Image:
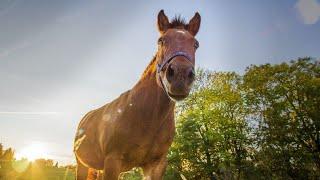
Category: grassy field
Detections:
[{"x1": 0, "y1": 167, "x2": 75, "y2": 180}]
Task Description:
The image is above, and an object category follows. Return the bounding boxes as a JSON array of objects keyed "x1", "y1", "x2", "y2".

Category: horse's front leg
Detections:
[
  {"x1": 142, "y1": 156, "x2": 168, "y2": 180},
  {"x1": 103, "y1": 156, "x2": 122, "y2": 180}
]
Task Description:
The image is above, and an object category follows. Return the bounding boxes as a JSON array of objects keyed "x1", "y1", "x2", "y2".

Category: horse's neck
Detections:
[{"x1": 130, "y1": 58, "x2": 174, "y2": 121}]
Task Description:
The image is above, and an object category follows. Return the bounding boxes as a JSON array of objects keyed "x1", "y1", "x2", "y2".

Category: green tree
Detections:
[
  {"x1": 243, "y1": 58, "x2": 320, "y2": 179},
  {"x1": 167, "y1": 70, "x2": 253, "y2": 180}
]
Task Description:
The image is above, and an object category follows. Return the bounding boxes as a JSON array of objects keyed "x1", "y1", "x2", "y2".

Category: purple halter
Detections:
[
  {"x1": 157, "y1": 51, "x2": 193, "y2": 73},
  {"x1": 156, "y1": 51, "x2": 193, "y2": 99}
]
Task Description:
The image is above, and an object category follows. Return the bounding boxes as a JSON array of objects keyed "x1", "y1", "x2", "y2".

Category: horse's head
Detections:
[{"x1": 155, "y1": 10, "x2": 201, "y2": 101}]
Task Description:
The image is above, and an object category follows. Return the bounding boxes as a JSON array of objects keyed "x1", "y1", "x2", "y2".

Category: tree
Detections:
[
  {"x1": 34, "y1": 159, "x2": 54, "y2": 168},
  {"x1": 166, "y1": 70, "x2": 253, "y2": 180},
  {"x1": 243, "y1": 57, "x2": 320, "y2": 178},
  {"x1": 0, "y1": 144, "x2": 16, "y2": 179}
]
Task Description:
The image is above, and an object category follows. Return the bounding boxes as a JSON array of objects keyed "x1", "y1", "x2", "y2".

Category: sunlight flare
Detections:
[{"x1": 16, "y1": 142, "x2": 50, "y2": 161}]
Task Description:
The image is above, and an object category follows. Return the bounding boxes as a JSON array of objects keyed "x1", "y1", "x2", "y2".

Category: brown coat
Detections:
[{"x1": 74, "y1": 10, "x2": 200, "y2": 180}]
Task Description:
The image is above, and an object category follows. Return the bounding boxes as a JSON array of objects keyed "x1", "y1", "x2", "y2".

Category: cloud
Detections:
[{"x1": 295, "y1": 0, "x2": 320, "y2": 24}]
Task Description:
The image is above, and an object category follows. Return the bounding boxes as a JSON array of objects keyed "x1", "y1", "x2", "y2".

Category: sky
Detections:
[{"x1": 0, "y1": 0, "x2": 320, "y2": 164}]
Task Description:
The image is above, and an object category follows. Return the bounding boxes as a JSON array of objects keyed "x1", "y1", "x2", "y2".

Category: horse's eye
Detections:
[{"x1": 194, "y1": 40, "x2": 199, "y2": 49}]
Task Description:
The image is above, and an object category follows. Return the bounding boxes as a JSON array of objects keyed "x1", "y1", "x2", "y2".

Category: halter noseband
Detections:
[
  {"x1": 157, "y1": 51, "x2": 193, "y2": 73},
  {"x1": 156, "y1": 51, "x2": 193, "y2": 99}
]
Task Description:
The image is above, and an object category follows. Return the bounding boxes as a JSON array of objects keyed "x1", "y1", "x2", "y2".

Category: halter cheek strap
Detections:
[{"x1": 156, "y1": 51, "x2": 193, "y2": 99}]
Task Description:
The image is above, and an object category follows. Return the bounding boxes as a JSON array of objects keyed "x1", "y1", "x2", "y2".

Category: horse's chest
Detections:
[{"x1": 123, "y1": 123, "x2": 175, "y2": 165}]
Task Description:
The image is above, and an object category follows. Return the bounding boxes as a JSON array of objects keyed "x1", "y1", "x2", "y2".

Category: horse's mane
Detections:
[
  {"x1": 170, "y1": 16, "x2": 187, "y2": 29},
  {"x1": 141, "y1": 15, "x2": 188, "y2": 79},
  {"x1": 141, "y1": 56, "x2": 157, "y2": 78}
]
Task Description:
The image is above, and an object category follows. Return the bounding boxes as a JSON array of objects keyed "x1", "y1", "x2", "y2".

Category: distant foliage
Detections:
[
  {"x1": 243, "y1": 58, "x2": 320, "y2": 179},
  {"x1": 119, "y1": 168, "x2": 143, "y2": 180},
  {"x1": 34, "y1": 158, "x2": 54, "y2": 168},
  {"x1": 166, "y1": 70, "x2": 253, "y2": 180},
  {"x1": 0, "y1": 143, "x2": 16, "y2": 179},
  {"x1": 164, "y1": 57, "x2": 320, "y2": 179},
  {"x1": 0, "y1": 143, "x2": 75, "y2": 180}
]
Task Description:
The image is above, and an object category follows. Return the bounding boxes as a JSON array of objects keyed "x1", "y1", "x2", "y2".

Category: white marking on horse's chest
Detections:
[
  {"x1": 103, "y1": 113, "x2": 112, "y2": 122},
  {"x1": 77, "y1": 128, "x2": 85, "y2": 136},
  {"x1": 74, "y1": 134, "x2": 86, "y2": 151}
]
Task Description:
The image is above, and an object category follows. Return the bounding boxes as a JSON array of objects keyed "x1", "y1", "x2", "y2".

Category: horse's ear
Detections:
[
  {"x1": 187, "y1": 12, "x2": 201, "y2": 36},
  {"x1": 157, "y1": 10, "x2": 170, "y2": 34}
]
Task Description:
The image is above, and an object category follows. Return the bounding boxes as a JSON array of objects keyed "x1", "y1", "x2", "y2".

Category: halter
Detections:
[{"x1": 156, "y1": 51, "x2": 194, "y2": 99}]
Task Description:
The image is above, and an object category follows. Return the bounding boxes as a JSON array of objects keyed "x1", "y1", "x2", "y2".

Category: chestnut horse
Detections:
[{"x1": 74, "y1": 10, "x2": 201, "y2": 180}]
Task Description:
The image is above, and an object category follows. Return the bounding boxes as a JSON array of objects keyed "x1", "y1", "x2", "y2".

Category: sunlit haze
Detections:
[{"x1": 16, "y1": 141, "x2": 51, "y2": 161}]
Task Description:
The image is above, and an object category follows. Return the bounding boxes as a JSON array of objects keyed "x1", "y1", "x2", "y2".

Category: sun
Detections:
[{"x1": 16, "y1": 142, "x2": 50, "y2": 161}]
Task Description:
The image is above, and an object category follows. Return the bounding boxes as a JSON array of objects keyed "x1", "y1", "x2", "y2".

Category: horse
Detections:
[{"x1": 73, "y1": 10, "x2": 201, "y2": 180}]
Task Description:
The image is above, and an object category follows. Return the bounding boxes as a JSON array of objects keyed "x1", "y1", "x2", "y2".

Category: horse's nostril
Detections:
[
  {"x1": 188, "y1": 68, "x2": 195, "y2": 79},
  {"x1": 168, "y1": 64, "x2": 175, "y2": 77}
]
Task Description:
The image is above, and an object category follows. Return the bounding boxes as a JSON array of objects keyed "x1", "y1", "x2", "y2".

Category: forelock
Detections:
[{"x1": 169, "y1": 15, "x2": 187, "y2": 30}]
